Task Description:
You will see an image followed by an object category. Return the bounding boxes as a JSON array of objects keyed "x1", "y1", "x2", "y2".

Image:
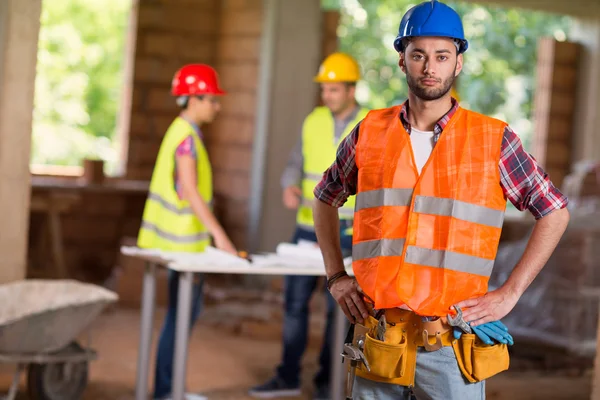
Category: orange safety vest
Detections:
[{"x1": 352, "y1": 105, "x2": 507, "y2": 316}]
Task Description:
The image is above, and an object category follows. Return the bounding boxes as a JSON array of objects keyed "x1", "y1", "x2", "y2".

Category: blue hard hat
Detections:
[{"x1": 394, "y1": 0, "x2": 468, "y2": 54}]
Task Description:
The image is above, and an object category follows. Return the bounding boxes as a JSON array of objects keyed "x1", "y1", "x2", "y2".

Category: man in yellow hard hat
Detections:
[{"x1": 248, "y1": 53, "x2": 370, "y2": 400}]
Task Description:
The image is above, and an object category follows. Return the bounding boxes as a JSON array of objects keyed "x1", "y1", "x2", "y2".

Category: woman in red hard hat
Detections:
[{"x1": 138, "y1": 64, "x2": 237, "y2": 400}]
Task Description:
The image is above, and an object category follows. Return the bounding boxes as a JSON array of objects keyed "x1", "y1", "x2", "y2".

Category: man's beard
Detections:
[{"x1": 406, "y1": 68, "x2": 456, "y2": 101}]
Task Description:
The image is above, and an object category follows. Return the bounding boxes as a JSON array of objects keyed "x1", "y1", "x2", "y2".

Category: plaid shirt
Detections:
[{"x1": 314, "y1": 99, "x2": 568, "y2": 220}]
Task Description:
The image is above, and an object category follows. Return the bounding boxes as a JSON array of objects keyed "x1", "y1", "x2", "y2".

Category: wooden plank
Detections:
[
  {"x1": 30, "y1": 177, "x2": 149, "y2": 194},
  {"x1": 29, "y1": 193, "x2": 80, "y2": 213}
]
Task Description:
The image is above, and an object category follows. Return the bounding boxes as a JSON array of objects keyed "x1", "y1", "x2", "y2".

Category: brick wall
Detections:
[
  {"x1": 532, "y1": 38, "x2": 582, "y2": 188},
  {"x1": 125, "y1": 0, "x2": 220, "y2": 181},
  {"x1": 321, "y1": 11, "x2": 340, "y2": 61},
  {"x1": 314, "y1": 11, "x2": 340, "y2": 106},
  {"x1": 209, "y1": 0, "x2": 262, "y2": 249},
  {"x1": 125, "y1": 0, "x2": 263, "y2": 250}
]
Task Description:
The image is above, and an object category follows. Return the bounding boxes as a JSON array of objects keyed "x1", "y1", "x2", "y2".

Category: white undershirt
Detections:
[
  {"x1": 397, "y1": 127, "x2": 436, "y2": 311},
  {"x1": 409, "y1": 127, "x2": 435, "y2": 174}
]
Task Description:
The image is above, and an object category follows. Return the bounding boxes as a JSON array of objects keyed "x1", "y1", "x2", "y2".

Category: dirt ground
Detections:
[{"x1": 0, "y1": 306, "x2": 592, "y2": 400}]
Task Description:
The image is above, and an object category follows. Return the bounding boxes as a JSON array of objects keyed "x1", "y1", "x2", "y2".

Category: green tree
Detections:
[
  {"x1": 324, "y1": 0, "x2": 572, "y2": 150},
  {"x1": 32, "y1": 0, "x2": 130, "y2": 169}
]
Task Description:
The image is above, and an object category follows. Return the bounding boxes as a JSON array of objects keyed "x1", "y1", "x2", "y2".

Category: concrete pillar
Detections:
[
  {"x1": 248, "y1": 0, "x2": 323, "y2": 252},
  {"x1": 0, "y1": 0, "x2": 42, "y2": 283}
]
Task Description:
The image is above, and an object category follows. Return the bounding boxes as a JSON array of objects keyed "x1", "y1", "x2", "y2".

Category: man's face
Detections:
[
  {"x1": 191, "y1": 95, "x2": 221, "y2": 123},
  {"x1": 320, "y1": 82, "x2": 355, "y2": 115},
  {"x1": 399, "y1": 37, "x2": 463, "y2": 101}
]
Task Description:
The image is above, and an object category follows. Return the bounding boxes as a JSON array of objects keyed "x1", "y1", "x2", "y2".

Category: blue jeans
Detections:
[
  {"x1": 276, "y1": 223, "x2": 352, "y2": 389},
  {"x1": 153, "y1": 270, "x2": 204, "y2": 399},
  {"x1": 353, "y1": 347, "x2": 485, "y2": 400}
]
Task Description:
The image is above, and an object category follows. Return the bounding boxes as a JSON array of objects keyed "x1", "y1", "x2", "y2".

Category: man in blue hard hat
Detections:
[{"x1": 311, "y1": 0, "x2": 570, "y2": 399}]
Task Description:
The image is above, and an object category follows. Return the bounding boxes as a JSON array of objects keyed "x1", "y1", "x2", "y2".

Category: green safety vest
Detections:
[
  {"x1": 138, "y1": 117, "x2": 213, "y2": 252},
  {"x1": 296, "y1": 106, "x2": 369, "y2": 232}
]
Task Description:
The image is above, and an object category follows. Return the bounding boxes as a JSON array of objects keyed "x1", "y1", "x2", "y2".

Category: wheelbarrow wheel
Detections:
[{"x1": 26, "y1": 345, "x2": 89, "y2": 400}]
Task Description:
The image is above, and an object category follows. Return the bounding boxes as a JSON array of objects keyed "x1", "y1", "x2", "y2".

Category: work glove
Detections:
[{"x1": 453, "y1": 320, "x2": 514, "y2": 346}]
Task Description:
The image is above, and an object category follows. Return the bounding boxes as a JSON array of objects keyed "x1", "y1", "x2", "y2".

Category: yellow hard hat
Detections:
[{"x1": 314, "y1": 52, "x2": 361, "y2": 83}]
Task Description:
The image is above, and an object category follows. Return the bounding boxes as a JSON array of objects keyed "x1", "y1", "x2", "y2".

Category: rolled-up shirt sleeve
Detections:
[
  {"x1": 313, "y1": 122, "x2": 361, "y2": 208},
  {"x1": 499, "y1": 126, "x2": 568, "y2": 219}
]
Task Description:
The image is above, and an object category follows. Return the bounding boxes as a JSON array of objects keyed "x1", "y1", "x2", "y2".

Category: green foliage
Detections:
[
  {"x1": 328, "y1": 0, "x2": 572, "y2": 150},
  {"x1": 32, "y1": 0, "x2": 130, "y2": 170}
]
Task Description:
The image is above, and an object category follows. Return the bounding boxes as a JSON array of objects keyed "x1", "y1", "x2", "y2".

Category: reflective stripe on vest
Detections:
[
  {"x1": 355, "y1": 188, "x2": 414, "y2": 211},
  {"x1": 297, "y1": 106, "x2": 369, "y2": 228},
  {"x1": 352, "y1": 106, "x2": 507, "y2": 315},
  {"x1": 353, "y1": 238, "x2": 406, "y2": 260},
  {"x1": 147, "y1": 192, "x2": 193, "y2": 215},
  {"x1": 147, "y1": 192, "x2": 214, "y2": 216},
  {"x1": 140, "y1": 221, "x2": 211, "y2": 244},
  {"x1": 353, "y1": 242, "x2": 494, "y2": 277},
  {"x1": 353, "y1": 194, "x2": 505, "y2": 270},
  {"x1": 137, "y1": 117, "x2": 213, "y2": 253},
  {"x1": 404, "y1": 246, "x2": 494, "y2": 277},
  {"x1": 301, "y1": 198, "x2": 354, "y2": 218},
  {"x1": 413, "y1": 195, "x2": 504, "y2": 228}
]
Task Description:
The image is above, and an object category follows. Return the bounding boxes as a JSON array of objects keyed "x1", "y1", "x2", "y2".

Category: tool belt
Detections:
[{"x1": 353, "y1": 308, "x2": 510, "y2": 387}]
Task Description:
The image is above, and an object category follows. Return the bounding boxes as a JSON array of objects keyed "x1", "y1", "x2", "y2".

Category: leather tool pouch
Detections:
[
  {"x1": 355, "y1": 316, "x2": 411, "y2": 383},
  {"x1": 362, "y1": 331, "x2": 408, "y2": 379},
  {"x1": 451, "y1": 333, "x2": 510, "y2": 383}
]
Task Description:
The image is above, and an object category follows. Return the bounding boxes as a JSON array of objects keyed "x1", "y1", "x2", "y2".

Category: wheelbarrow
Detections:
[{"x1": 0, "y1": 279, "x2": 118, "y2": 400}]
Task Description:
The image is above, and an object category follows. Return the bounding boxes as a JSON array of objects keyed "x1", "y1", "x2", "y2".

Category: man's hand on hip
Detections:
[
  {"x1": 329, "y1": 276, "x2": 370, "y2": 324},
  {"x1": 455, "y1": 287, "x2": 519, "y2": 327}
]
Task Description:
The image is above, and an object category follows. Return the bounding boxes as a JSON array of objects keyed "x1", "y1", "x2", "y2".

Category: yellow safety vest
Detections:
[
  {"x1": 138, "y1": 117, "x2": 213, "y2": 252},
  {"x1": 297, "y1": 106, "x2": 369, "y2": 231}
]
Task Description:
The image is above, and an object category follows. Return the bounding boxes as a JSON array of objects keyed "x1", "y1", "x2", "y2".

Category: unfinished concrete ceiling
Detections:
[{"x1": 460, "y1": 0, "x2": 600, "y2": 19}]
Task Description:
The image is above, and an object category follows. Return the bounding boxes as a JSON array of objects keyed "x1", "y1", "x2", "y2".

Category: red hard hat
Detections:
[{"x1": 171, "y1": 64, "x2": 226, "y2": 96}]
